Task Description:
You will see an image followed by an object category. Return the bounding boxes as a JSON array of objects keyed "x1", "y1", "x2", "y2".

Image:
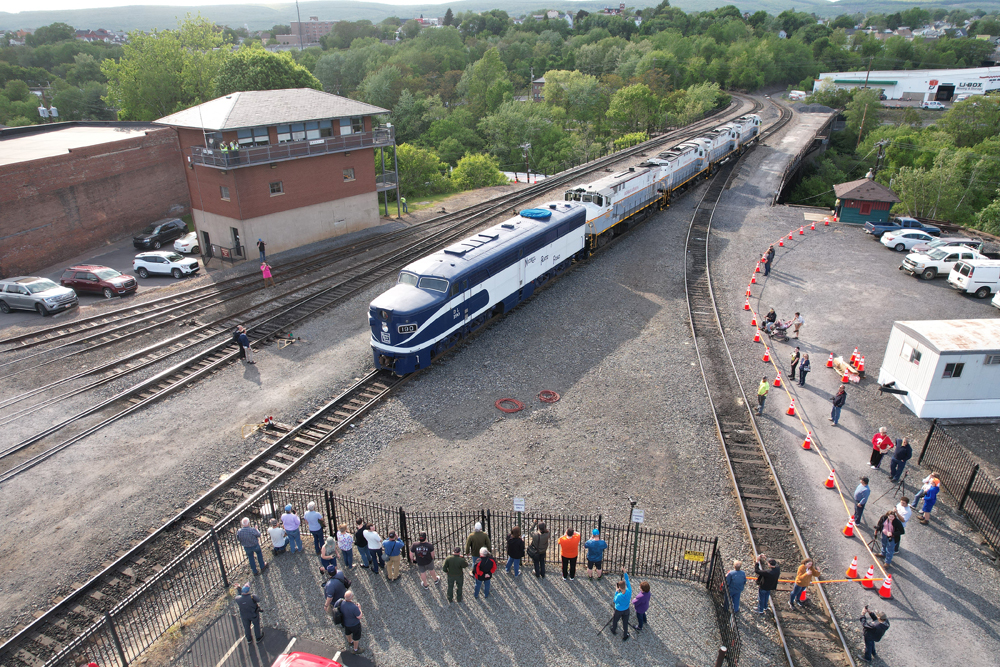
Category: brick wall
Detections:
[{"x1": 0, "y1": 128, "x2": 190, "y2": 277}]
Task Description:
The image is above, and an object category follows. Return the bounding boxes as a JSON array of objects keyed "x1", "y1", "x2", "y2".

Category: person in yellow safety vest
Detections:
[
  {"x1": 756, "y1": 376, "x2": 769, "y2": 416},
  {"x1": 401, "y1": 196, "x2": 408, "y2": 213}
]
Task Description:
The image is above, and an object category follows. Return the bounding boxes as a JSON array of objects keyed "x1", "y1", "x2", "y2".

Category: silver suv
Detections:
[{"x1": 0, "y1": 277, "x2": 79, "y2": 316}]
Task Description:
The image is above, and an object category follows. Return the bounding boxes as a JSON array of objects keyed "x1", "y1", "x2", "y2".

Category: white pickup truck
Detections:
[{"x1": 901, "y1": 246, "x2": 984, "y2": 280}]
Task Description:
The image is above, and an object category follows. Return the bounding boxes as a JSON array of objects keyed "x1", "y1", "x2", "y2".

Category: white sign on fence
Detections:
[
  {"x1": 631, "y1": 508, "x2": 645, "y2": 524},
  {"x1": 513, "y1": 497, "x2": 525, "y2": 512}
]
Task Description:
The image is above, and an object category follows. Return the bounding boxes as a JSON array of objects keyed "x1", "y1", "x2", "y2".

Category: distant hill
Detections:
[{"x1": 2, "y1": 0, "x2": 999, "y2": 32}]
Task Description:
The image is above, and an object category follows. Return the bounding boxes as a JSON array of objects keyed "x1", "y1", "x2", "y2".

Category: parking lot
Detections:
[{"x1": 709, "y1": 175, "x2": 1000, "y2": 667}]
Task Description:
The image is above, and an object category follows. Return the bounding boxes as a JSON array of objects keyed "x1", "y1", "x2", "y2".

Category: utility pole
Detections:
[
  {"x1": 863, "y1": 55, "x2": 874, "y2": 89},
  {"x1": 295, "y1": 0, "x2": 304, "y2": 51},
  {"x1": 520, "y1": 143, "x2": 531, "y2": 181},
  {"x1": 855, "y1": 103, "x2": 868, "y2": 150}
]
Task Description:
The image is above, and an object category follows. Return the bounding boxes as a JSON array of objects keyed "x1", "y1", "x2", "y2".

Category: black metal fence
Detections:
[
  {"x1": 707, "y1": 550, "x2": 742, "y2": 667},
  {"x1": 919, "y1": 420, "x2": 1000, "y2": 552},
  {"x1": 35, "y1": 491, "x2": 720, "y2": 666}
]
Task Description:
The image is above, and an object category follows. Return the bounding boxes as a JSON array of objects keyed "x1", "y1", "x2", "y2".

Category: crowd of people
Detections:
[{"x1": 233, "y1": 514, "x2": 657, "y2": 652}]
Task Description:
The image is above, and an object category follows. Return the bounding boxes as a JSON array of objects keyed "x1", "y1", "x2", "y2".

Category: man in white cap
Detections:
[
  {"x1": 235, "y1": 583, "x2": 263, "y2": 645},
  {"x1": 304, "y1": 501, "x2": 324, "y2": 555},
  {"x1": 465, "y1": 522, "x2": 491, "y2": 568}
]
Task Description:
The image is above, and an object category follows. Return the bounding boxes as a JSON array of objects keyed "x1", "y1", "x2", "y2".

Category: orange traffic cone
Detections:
[
  {"x1": 799, "y1": 589, "x2": 808, "y2": 603},
  {"x1": 788, "y1": 231, "x2": 793, "y2": 240},
  {"x1": 824, "y1": 217, "x2": 831, "y2": 226},
  {"x1": 762, "y1": 347, "x2": 771, "y2": 362},
  {"x1": 862, "y1": 565, "x2": 875, "y2": 588},
  {"x1": 824, "y1": 469, "x2": 836, "y2": 488},
  {"x1": 751, "y1": 314, "x2": 758, "y2": 326},
  {"x1": 746, "y1": 286, "x2": 752, "y2": 297},
  {"x1": 786, "y1": 399, "x2": 796, "y2": 416},
  {"x1": 751, "y1": 274, "x2": 757, "y2": 284},
  {"x1": 810, "y1": 221, "x2": 816, "y2": 230},
  {"x1": 755, "y1": 262, "x2": 761, "y2": 273},
  {"x1": 802, "y1": 431, "x2": 812, "y2": 449},
  {"x1": 846, "y1": 556, "x2": 859, "y2": 579},
  {"x1": 841, "y1": 367, "x2": 851, "y2": 384},
  {"x1": 779, "y1": 239, "x2": 784, "y2": 247},
  {"x1": 753, "y1": 329, "x2": 761, "y2": 343},
  {"x1": 842, "y1": 516, "x2": 855, "y2": 537},
  {"x1": 879, "y1": 574, "x2": 893, "y2": 599},
  {"x1": 833, "y1": 214, "x2": 838, "y2": 222},
  {"x1": 773, "y1": 371, "x2": 782, "y2": 387},
  {"x1": 858, "y1": 356, "x2": 865, "y2": 373},
  {"x1": 799, "y1": 226, "x2": 805, "y2": 235},
  {"x1": 849, "y1": 347, "x2": 859, "y2": 365},
  {"x1": 826, "y1": 353, "x2": 834, "y2": 368},
  {"x1": 744, "y1": 298, "x2": 751, "y2": 311}
]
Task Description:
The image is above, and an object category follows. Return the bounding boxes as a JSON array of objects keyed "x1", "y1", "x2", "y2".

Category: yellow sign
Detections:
[{"x1": 684, "y1": 550, "x2": 706, "y2": 562}]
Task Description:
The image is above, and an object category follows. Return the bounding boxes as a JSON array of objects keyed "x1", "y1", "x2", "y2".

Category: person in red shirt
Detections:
[
  {"x1": 870, "y1": 427, "x2": 893, "y2": 470},
  {"x1": 558, "y1": 528, "x2": 581, "y2": 581}
]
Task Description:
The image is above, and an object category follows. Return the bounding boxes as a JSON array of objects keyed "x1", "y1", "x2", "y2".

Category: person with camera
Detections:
[
  {"x1": 235, "y1": 583, "x2": 263, "y2": 645},
  {"x1": 611, "y1": 567, "x2": 632, "y2": 641},
  {"x1": 473, "y1": 547, "x2": 497, "y2": 599},
  {"x1": 528, "y1": 521, "x2": 550, "y2": 578},
  {"x1": 323, "y1": 565, "x2": 350, "y2": 613},
  {"x1": 789, "y1": 558, "x2": 820, "y2": 609},
  {"x1": 860, "y1": 605, "x2": 889, "y2": 662},
  {"x1": 753, "y1": 554, "x2": 780, "y2": 615}
]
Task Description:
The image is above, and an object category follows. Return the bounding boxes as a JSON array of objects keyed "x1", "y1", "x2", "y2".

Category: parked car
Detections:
[
  {"x1": 271, "y1": 653, "x2": 342, "y2": 667},
  {"x1": 881, "y1": 230, "x2": 935, "y2": 252},
  {"x1": 863, "y1": 216, "x2": 940, "y2": 238},
  {"x1": 133, "y1": 251, "x2": 200, "y2": 279},
  {"x1": 133, "y1": 218, "x2": 188, "y2": 250},
  {"x1": 174, "y1": 231, "x2": 200, "y2": 254},
  {"x1": 948, "y1": 259, "x2": 1000, "y2": 299},
  {"x1": 901, "y1": 246, "x2": 983, "y2": 279},
  {"x1": 910, "y1": 236, "x2": 984, "y2": 254},
  {"x1": 921, "y1": 101, "x2": 946, "y2": 110},
  {"x1": 60, "y1": 265, "x2": 138, "y2": 298},
  {"x1": 0, "y1": 276, "x2": 79, "y2": 315}
]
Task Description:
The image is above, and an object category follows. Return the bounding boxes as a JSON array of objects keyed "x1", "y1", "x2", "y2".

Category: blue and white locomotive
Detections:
[
  {"x1": 369, "y1": 203, "x2": 587, "y2": 374},
  {"x1": 369, "y1": 114, "x2": 763, "y2": 374}
]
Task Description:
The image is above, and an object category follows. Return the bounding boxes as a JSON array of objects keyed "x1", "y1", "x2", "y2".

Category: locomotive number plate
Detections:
[
  {"x1": 381, "y1": 332, "x2": 390, "y2": 343},
  {"x1": 397, "y1": 324, "x2": 417, "y2": 334}
]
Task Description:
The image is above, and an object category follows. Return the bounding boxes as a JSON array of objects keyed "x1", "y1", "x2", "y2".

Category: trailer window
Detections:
[
  {"x1": 398, "y1": 272, "x2": 418, "y2": 286},
  {"x1": 942, "y1": 363, "x2": 964, "y2": 378},
  {"x1": 582, "y1": 194, "x2": 593, "y2": 203}
]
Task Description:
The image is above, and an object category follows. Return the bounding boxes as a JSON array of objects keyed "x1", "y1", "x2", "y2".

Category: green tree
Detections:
[
  {"x1": 542, "y1": 69, "x2": 605, "y2": 123},
  {"x1": 939, "y1": 96, "x2": 1000, "y2": 148},
  {"x1": 451, "y1": 153, "x2": 508, "y2": 189},
  {"x1": 392, "y1": 143, "x2": 452, "y2": 197},
  {"x1": 102, "y1": 14, "x2": 227, "y2": 120},
  {"x1": 270, "y1": 24, "x2": 291, "y2": 37},
  {"x1": 357, "y1": 65, "x2": 402, "y2": 110},
  {"x1": 607, "y1": 83, "x2": 662, "y2": 132},
  {"x1": 402, "y1": 19, "x2": 422, "y2": 40},
  {"x1": 214, "y1": 44, "x2": 321, "y2": 96},
  {"x1": 443, "y1": 8, "x2": 455, "y2": 26},
  {"x1": 458, "y1": 48, "x2": 513, "y2": 120},
  {"x1": 26, "y1": 22, "x2": 75, "y2": 47},
  {"x1": 844, "y1": 88, "x2": 882, "y2": 144},
  {"x1": 67, "y1": 53, "x2": 104, "y2": 86},
  {"x1": 975, "y1": 190, "x2": 1000, "y2": 235},
  {"x1": 4, "y1": 79, "x2": 31, "y2": 101}
]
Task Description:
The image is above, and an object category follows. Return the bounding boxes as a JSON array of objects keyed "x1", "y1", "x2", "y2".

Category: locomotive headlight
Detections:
[{"x1": 381, "y1": 322, "x2": 389, "y2": 332}]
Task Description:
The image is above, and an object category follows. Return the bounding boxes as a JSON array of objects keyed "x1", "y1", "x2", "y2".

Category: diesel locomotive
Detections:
[{"x1": 368, "y1": 115, "x2": 762, "y2": 374}]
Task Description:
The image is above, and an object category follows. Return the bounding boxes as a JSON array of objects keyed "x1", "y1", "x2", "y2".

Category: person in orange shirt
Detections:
[{"x1": 558, "y1": 528, "x2": 581, "y2": 581}]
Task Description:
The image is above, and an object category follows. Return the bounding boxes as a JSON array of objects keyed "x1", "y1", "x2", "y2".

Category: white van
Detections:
[
  {"x1": 789, "y1": 90, "x2": 806, "y2": 101},
  {"x1": 947, "y1": 259, "x2": 1000, "y2": 299}
]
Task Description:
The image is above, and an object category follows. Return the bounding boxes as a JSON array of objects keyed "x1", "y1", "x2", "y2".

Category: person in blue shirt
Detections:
[
  {"x1": 304, "y1": 501, "x2": 324, "y2": 554},
  {"x1": 725, "y1": 560, "x2": 747, "y2": 613},
  {"x1": 584, "y1": 528, "x2": 608, "y2": 579},
  {"x1": 611, "y1": 567, "x2": 632, "y2": 641},
  {"x1": 854, "y1": 476, "x2": 871, "y2": 525}
]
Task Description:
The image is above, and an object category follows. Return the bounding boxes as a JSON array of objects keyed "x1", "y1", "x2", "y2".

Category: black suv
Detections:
[{"x1": 133, "y1": 218, "x2": 187, "y2": 249}]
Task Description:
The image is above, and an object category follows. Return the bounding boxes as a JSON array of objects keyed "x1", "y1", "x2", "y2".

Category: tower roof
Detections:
[
  {"x1": 153, "y1": 89, "x2": 388, "y2": 131},
  {"x1": 833, "y1": 177, "x2": 901, "y2": 203}
]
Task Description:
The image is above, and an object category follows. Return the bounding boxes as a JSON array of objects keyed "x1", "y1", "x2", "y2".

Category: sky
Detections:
[{"x1": 0, "y1": 0, "x2": 444, "y2": 11}]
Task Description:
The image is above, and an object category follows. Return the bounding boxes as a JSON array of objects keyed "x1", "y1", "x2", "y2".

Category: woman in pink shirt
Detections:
[{"x1": 261, "y1": 262, "x2": 275, "y2": 287}]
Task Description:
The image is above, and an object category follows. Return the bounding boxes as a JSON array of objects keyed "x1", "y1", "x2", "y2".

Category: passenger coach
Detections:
[{"x1": 370, "y1": 203, "x2": 587, "y2": 374}]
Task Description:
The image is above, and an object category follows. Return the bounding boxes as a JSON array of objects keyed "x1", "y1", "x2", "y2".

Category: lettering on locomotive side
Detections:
[
  {"x1": 453, "y1": 308, "x2": 461, "y2": 319},
  {"x1": 397, "y1": 324, "x2": 417, "y2": 334},
  {"x1": 524, "y1": 256, "x2": 536, "y2": 265},
  {"x1": 540, "y1": 254, "x2": 549, "y2": 263},
  {"x1": 553, "y1": 254, "x2": 561, "y2": 262}
]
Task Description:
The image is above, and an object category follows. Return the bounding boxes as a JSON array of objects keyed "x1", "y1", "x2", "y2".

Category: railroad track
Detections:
[
  {"x1": 0, "y1": 95, "x2": 765, "y2": 667},
  {"x1": 685, "y1": 100, "x2": 854, "y2": 667},
  {"x1": 0, "y1": 95, "x2": 761, "y2": 475}
]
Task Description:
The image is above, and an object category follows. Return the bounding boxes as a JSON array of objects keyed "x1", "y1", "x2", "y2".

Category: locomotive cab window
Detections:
[
  {"x1": 418, "y1": 277, "x2": 448, "y2": 293},
  {"x1": 398, "y1": 272, "x2": 418, "y2": 286}
]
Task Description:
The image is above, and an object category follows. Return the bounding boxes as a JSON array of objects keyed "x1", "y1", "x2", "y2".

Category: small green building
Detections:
[{"x1": 833, "y1": 177, "x2": 901, "y2": 225}]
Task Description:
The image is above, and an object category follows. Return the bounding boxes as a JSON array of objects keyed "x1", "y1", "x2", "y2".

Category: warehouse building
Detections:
[
  {"x1": 814, "y1": 66, "x2": 1000, "y2": 102},
  {"x1": 154, "y1": 89, "x2": 395, "y2": 260}
]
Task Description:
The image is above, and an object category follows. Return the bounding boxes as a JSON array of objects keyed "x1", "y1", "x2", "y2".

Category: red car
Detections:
[
  {"x1": 271, "y1": 653, "x2": 341, "y2": 667},
  {"x1": 60, "y1": 265, "x2": 138, "y2": 299}
]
